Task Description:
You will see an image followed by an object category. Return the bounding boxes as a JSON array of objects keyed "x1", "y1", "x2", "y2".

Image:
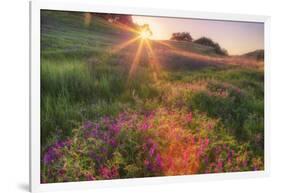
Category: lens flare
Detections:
[{"x1": 139, "y1": 29, "x2": 152, "y2": 39}]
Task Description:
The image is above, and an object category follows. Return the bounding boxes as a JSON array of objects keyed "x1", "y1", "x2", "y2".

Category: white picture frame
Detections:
[{"x1": 30, "y1": 0, "x2": 270, "y2": 192}]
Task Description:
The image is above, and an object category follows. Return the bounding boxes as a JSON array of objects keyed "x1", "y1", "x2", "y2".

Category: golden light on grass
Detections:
[
  {"x1": 128, "y1": 39, "x2": 145, "y2": 80},
  {"x1": 111, "y1": 36, "x2": 140, "y2": 53},
  {"x1": 144, "y1": 39, "x2": 161, "y2": 82}
]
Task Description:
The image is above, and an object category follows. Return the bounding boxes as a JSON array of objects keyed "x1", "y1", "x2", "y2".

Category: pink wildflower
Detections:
[{"x1": 186, "y1": 112, "x2": 193, "y2": 123}]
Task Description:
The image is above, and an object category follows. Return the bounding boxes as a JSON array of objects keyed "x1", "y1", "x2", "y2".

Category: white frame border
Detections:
[{"x1": 30, "y1": 0, "x2": 271, "y2": 192}]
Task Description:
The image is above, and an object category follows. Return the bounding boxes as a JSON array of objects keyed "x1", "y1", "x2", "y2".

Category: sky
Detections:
[{"x1": 132, "y1": 16, "x2": 264, "y2": 55}]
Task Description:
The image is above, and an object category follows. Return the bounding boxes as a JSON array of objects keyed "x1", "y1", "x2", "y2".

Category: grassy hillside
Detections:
[
  {"x1": 41, "y1": 10, "x2": 264, "y2": 183},
  {"x1": 242, "y1": 49, "x2": 264, "y2": 61}
]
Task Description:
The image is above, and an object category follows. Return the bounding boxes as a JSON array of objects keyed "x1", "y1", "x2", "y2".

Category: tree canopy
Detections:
[
  {"x1": 170, "y1": 32, "x2": 193, "y2": 42},
  {"x1": 194, "y1": 37, "x2": 228, "y2": 56}
]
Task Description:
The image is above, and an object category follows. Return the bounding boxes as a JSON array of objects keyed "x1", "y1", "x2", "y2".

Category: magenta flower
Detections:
[
  {"x1": 149, "y1": 143, "x2": 157, "y2": 157},
  {"x1": 141, "y1": 122, "x2": 149, "y2": 131},
  {"x1": 109, "y1": 139, "x2": 117, "y2": 147},
  {"x1": 99, "y1": 166, "x2": 119, "y2": 179},
  {"x1": 204, "y1": 138, "x2": 209, "y2": 147},
  {"x1": 85, "y1": 172, "x2": 96, "y2": 181},
  {"x1": 217, "y1": 160, "x2": 223, "y2": 171},
  {"x1": 144, "y1": 159, "x2": 149, "y2": 166},
  {"x1": 83, "y1": 121, "x2": 93, "y2": 129},
  {"x1": 110, "y1": 123, "x2": 120, "y2": 134},
  {"x1": 155, "y1": 154, "x2": 162, "y2": 167},
  {"x1": 100, "y1": 166, "x2": 111, "y2": 179}
]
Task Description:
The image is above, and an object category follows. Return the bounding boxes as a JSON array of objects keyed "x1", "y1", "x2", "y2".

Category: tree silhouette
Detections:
[
  {"x1": 170, "y1": 32, "x2": 193, "y2": 42},
  {"x1": 194, "y1": 37, "x2": 228, "y2": 56}
]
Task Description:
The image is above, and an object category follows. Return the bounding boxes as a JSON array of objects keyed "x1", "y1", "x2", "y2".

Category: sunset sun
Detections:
[{"x1": 139, "y1": 29, "x2": 152, "y2": 39}]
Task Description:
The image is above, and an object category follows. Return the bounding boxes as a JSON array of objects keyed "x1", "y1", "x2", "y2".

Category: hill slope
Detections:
[{"x1": 242, "y1": 49, "x2": 264, "y2": 61}]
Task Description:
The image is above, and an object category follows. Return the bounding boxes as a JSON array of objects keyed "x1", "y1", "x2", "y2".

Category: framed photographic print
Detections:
[{"x1": 30, "y1": 0, "x2": 270, "y2": 192}]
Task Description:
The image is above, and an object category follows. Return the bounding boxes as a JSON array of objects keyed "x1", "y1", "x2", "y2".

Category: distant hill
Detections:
[
  {"x1": 162, "y1": 40, "x2": 222, "y2": 57},
  {"x1": 193, "y1": 37, "x2": 228, "y2": 56},
  {"x1": 242, "y1": 49, "x2": 264, "y2": 61}
]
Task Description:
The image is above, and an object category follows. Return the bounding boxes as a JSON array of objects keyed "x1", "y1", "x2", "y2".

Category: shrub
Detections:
[
  {"x1": 194, "y1": 37, "x2": 228, "y2": 56},
  {"x1": 170, "y1": 32, "x2": 193, "y2": 42}
]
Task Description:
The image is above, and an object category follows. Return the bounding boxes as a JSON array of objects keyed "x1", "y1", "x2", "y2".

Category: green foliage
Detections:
[{"x1": 194, "y1": 37, "x2": 228, "y2": 56}]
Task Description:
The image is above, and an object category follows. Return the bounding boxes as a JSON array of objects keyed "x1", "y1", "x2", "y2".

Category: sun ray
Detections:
[
  {"x1": 144, "y1": 40, "x2": 161, "y2": 81},
  {"x1": 111, "y1": 36, "x2": 140, "y2": 53},
  {"x1": 156, "y1": 40, "x2": 259, "y2": 66},
  {"x1": 156, "y1": 40, "x2": 177, "y2": 50},
  {"x1": 127, "y1": 39, "x2": 145, "y2": 81},
  {"x1": 109, "y1": 21, "x2": 139, "y2": 34},
  {"x1": 156, "y1": 40, "x2": 223, "y2": 64}
]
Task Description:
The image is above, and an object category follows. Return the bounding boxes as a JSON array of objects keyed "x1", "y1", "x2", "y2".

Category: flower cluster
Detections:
[{"x1": 42, "y1": 107, "x2": 263, "y2": 183}]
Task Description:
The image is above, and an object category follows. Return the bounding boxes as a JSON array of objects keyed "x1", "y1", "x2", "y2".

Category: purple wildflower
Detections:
[
  {"x1": 109, "y1": 139, "x2": 117, "y2": 148},
  {"x1": 43, "y1": 147, "x2": 57, "y2": 165},
  {"x1": 83, "y1": 121, "x2": 94, "y2": 129},
  {"x1": 155, "y1": 153, "x2": 162, "y2": 167},
  {"x1": 110, "y1": 123, "x2": 120, "y2": 134},
  {"x1": 149, "y1": 143, "x2": 156, "y2": 157},
  {"x1": 42, "y1": 139, "x2": 71, "y2": 165}
]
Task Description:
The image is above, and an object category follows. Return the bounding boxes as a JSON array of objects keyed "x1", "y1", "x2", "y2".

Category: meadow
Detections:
[{"x1": 41, "y1": 10, "x2": 264, "y2": 183}]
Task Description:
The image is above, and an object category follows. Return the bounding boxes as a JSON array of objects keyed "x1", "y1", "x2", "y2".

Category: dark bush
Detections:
[
  {"x1": 194, "y1": 37, "x2": 228, "y2": 56},
  {"x1": 94, "y1": 13, "x2": 135, "y2": 27},
  {"x1": 170, "y1": 32, "x2": 193, "y2": 42}
]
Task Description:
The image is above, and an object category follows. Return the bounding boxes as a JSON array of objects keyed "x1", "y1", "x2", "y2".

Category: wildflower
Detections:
[
  {"x1": 204, "y1": 138, "x2": 209, "y2": 147},
  {"x1": 58, "y1": 169, "x2": 66, "y2": 176},
  {"x1": 110, "y1": 123, "x2": 120, "y2": 134},
  {"x1": 183, "y1": 150, "x2": 189, "y2": 161},
  {"x1": 109, "y1": 139, "x2": 117, "y2": 147},
  {"x1": 102, "y1": 116, "x2": 111, "y2": 126},
  {"x1": 100, "y1": 146, "x2": 108, "y2": 154},
  {"x1": 144, "y1": 159, "x2": 149, "y2": 166},
  {"x1": 217, "y1": 160, "x2": 223, "y2": 171},
  {"x1": 140, "y1": 121, "x2": 149, "y2": 131},
  {"x1": 100, "y1": 166, "x2": 111, "y2": 179},
  {"x1": 64, "y1": 139, "x2": 72, "y2": 148},
  {"x1": 99, "y1": 166, "x2": 118, "y2": 179},
  {"x1": 111, "y1": 166, "x2": 119, "y2": 177},
  {"x1": 91, "y1": 128, "x2": 98, "y2": 138},
  {"x1": 186, "y1": 112, "x2": 193, "y2": 123},
  {"x1": 227, "y1": 150, "x2": 234, "y2": 161},
  {"x1": 149, "y1": 143, "x2": 157, "y2": 157},
  {"x1": 43, "y1": 147, "x2": 58, "y2": 165},
  {"x1": 85, "y1": 173, "x2": 96, "y2": 181},
  {"x1": 207, "y1": 123, "x2": 213, "y2": 130},
  {"x1": 204, "y1": 156, "x2": 209, "y2": 164},
  {"x1": 83, "y1": 121, "x2": 93, "y2": 129},
  {"x1": 146, "y1": 163, "x2": 154, "y2": 172},
  {"x1": 235, "y1": 88, "x2": 241, "y2": 94},
  {"x1": 147, "y1": 138, "x2": 154, "y2": 144},
  {"x1": 155, "y1": 153, "x2": 162, "y2": 167}
]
